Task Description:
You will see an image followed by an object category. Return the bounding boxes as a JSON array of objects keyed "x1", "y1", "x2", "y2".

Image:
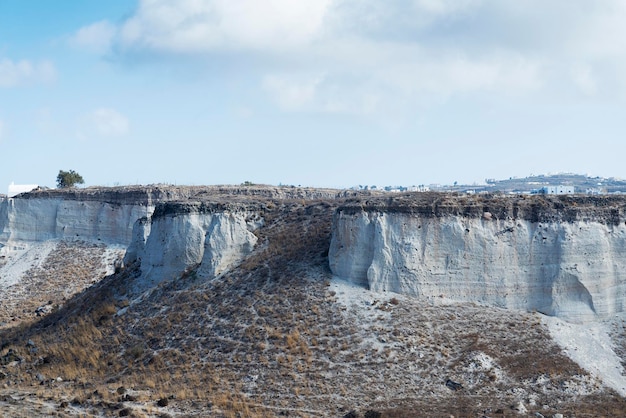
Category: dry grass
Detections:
[
  {"x1": 0, "y1": 240, "x2": 123, "y2": 327},
  {"x1": 338, "y1": 191, "x2": 626, "y2": 224}
]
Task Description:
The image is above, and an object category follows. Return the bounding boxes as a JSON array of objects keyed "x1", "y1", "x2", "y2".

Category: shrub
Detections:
[{"x1": 56, "y1": 169, "x2": 85, "y2": 188}]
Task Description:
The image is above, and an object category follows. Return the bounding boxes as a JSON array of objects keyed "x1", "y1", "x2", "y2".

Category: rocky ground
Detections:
[
  {"x1": 0, "y1": 195, "x2": 625, "y2": 417},
  {"x1": 0, "y1": 241, "x2": 124, "y2": 328}
]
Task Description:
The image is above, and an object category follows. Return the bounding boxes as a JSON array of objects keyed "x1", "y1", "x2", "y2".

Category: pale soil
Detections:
[
  {"x1": 0, "y1": 241, "x2": 56, "y2": 288},
  {"x1": 0, "y1": 240, "x2": 125, "y2": 327},
  {"x1": 544, "y1": 314, "x2": 626, "y2": 397},
  {"x1": 334, "y1": 277, "x2": 626, "y2": 398},
  {"x1": 0, "y1": 387, "x2": 216, "y2": 417},
  {"x1": 329, "y1": 278, "x2": 608, "y2": 413}
]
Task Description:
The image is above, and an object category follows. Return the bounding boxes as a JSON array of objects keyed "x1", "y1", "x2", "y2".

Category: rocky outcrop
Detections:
[
  {"x1": 0, "y1": 197, "x2": 7, "y2": 246},
  {"x1": 0, "y1": 188, "x2": 161, "y2": 250},
  {"x1": 123, "y1": 202, "x2": 264, "y2": 293},
  {"x1": 1, "y1": 197, "x2": 152, "y2": 247},
  {"x1": 330, "y1": 194, "x2": 626, "y2": 323}
]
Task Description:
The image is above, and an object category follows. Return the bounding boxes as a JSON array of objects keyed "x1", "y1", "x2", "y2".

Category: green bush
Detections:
[{"x1": 57, "y1": 169, "x2": 85, "y2": 188}]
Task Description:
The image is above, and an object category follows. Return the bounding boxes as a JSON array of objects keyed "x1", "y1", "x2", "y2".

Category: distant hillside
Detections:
[
  {"x1": 447, "y1": 173, "x2": 626, "y2": 194},
  {"x1": 358, "y1": 173, "x2": 626, "y2": 195},
  {"x1": 484, "y1": 173, "x2": 626, "y2": 194}
]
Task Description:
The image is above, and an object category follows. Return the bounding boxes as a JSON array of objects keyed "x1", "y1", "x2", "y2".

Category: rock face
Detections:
[
  {"x1": 0, "y1": 187, "x2": 276, "y2": 295},
  {"x1": 329, "y1": 194, "x2": 626, "y2": 323},
  {"x1": 0, "y1": 187, "x2": 195, "y2": 251},
  {"x1": 0, "y1": 196, "x2": 7, "y2": 245},
  {"x1": 11, "y1": 185, "x2": 626, "y2": 323},
  {"x1": 1, "y1": 185, "x2": 351, "y2": 291},
  {"x1": 0, "y1": 184, "x2": 351, "y2": 247},
  {"x1": 124, "y1": 202, "x2": 263, "y2": 292},
  {"x1": 0, "y1": 197, "x2": 152, "y2": 248}
]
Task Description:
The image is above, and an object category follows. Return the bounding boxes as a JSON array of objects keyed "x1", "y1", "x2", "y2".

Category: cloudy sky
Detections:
[{"x1": 2, "y1": 1, "x2": 626, "y2": 190}]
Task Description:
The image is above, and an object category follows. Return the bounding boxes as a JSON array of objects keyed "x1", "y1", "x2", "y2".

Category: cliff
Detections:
[
  {"x1": 0, "y1": 187, "x2": 160, "y2": 249},
  {"x1": 330, "y1": 193, "x2": 626, "y2": 323},
  {"x1": 124, "y1": 202, "x2": 265, "y2": 293},
  {"x1": 0, "y1": 185, "x2": 351, "y2": 292},
  {"x1": 0, "y1": 185, "x2": 347, "y2": 251},
  {"x1": 6, "y1": 186, "x2": 626, "y2": 323}
]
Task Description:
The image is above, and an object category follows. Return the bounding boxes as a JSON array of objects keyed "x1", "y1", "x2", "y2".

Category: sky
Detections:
[{"x1": 2, "y1": 0, "x2": 626, "y2": 191}]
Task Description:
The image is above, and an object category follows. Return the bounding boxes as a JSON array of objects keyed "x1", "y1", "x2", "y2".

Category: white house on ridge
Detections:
[{"x1": 7, "y1": 182, "x2": 38, "y2": 198}]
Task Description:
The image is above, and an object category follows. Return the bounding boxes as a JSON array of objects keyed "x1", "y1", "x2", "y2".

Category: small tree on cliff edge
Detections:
[{"x1": 56, "y1": 170, "x2": 85, "y2": 188}]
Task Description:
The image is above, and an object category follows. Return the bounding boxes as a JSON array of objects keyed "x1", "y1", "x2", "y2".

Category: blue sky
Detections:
[{"x1": 2, "y1": 0, "x2": 626, "y2": 191}]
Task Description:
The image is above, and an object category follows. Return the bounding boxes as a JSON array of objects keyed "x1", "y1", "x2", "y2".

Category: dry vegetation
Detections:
[
  {"x1": 1, "y1": 193, "x2": 626, "y2": 416},
  {"x1": 339, "y1": 192, "x2": 626, "y2": 224},
  {"x1": 0, "y1": 241, "x2": 123, "y2": 327}
]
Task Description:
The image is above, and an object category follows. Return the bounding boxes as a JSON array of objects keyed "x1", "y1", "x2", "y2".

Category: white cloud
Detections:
[
  {"x1": 570, "y1": 2, "x2": 626, "y2": 59},
  {"x1": 262, "y1": 74, "x2": 322, "y2": 110},
  {"x1": 77, "y1": 108, "x2": 130, "y2": 140},
  {"x1": 263, "y1": 71, "x2": 387, "y2": 115},
  {"x1": 76, "y1": 0, "x2": 626, "y2": 114},
  {"x1": 413, "y1": 0, "x2": 481, "y2": 15},
  {"x1": 70, "y1": 20, "x2": 116, "y2": 54},
  {"x1": 116, "y1": 0, "x2": 332, "y2": 53},
  {"x1": 0, "y1": 58, "x2": 56, "y2": 88},
  {"x1": 262, "y1": 44, "x2": 542, "y2": 114},
  {"x1": 571, "y1": 65, "x2": 598, "y2": 96},
  {"x1": 91, "y1": 108, "x2": 130, "y2": 136}
]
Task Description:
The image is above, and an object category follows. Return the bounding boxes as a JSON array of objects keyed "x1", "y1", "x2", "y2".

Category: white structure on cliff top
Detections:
[{"x1": 7, "y1": 183, "x2": 38, "y2": 198}]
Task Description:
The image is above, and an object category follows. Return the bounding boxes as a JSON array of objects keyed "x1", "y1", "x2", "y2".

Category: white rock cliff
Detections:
[
  {"x1": 0, "y1": 188, "x2": 264, "y2": 295},
  {"x1": 330, "y1": 208, "x2": 626, "y2": 323},
  {"x1": 0, "y1": 186, "x2": 210, "y2": 252},
  {"x1": 0, "y1": 188, "x2": 173, "y2": 252},
  {"x1": 0, "y1": 197, "x2": 152, "y2": 248},
  {"x1": 6, "y1": 187, "x2": 626, "y2": 324},
  {"x1": 124, "y1": 206, "x2": 261, "y2": 293}
]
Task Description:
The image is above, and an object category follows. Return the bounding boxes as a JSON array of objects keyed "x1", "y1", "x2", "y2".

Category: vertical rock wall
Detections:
[
  {"x1": 123, "y1": 209, "x2": 261, "y2": 293},
  {"x1": 0, "y1": 197, "x2": 153, "y2": 249},
  {"x1": 330, "y1": 210, "x2": 626, "y2": 322}
]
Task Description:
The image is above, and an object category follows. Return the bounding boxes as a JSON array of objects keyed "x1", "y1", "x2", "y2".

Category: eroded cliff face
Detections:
[
  {"x1": 0, "y1": 197, "x2": 152, "y2": 248},
  {"x1": 0, "y1": 197, "x2": 7, "y2": 245},
  {"x1": 330, "y1": 194, "x2": 626, "y2": 323},
  {"x1": 0, "y1": 185, "x2": 352, "y2": 289},
  {"x1": 124, "y1": 203, "x2": 263, "y2": 293},
  {"x1": 0, "y1": 186, "x2": 197, "y2": 251}
]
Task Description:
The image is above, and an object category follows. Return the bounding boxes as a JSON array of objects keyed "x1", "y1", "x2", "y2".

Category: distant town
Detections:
[{"x1": 352, "y1": 173, "x2": 626, "y2": 195}]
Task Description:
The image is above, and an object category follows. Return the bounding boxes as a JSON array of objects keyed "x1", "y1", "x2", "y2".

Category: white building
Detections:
[
  {"x1": 538, "y1": 185, "x2": 575, "y2": 195},
  {"x1": 408, "y1": 185, "x2": 430, "y2": 192},
  {"x1": 7, "y1": 182, "x2": 38, "y2": 198}
]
